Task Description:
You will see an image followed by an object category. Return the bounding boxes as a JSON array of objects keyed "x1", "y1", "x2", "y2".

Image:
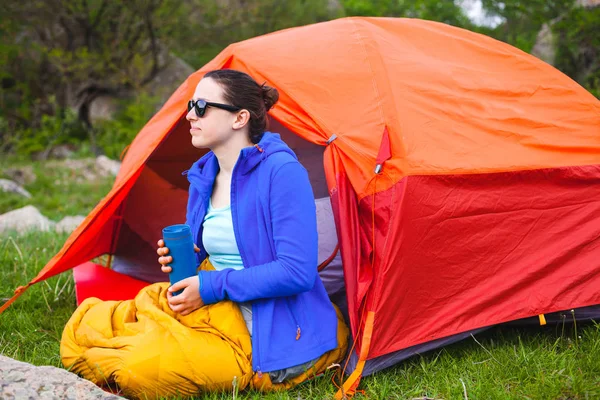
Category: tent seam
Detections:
[
  {"x1": 335, "y1": 19, "x2": 395, "y2": 198},
  {"x1": 224, "y1": 42, "x2": 334, "y2": 144},
  {"x1": 330, "y1": 19, "x2": 387, "y2": 166},
  {"x1": 262, "y1": 73, "x2": 334, "y2": 144},
  {"x1": 403, "y1": 162, "x2": 600, "y2": 178},
  {"x1": 352, "y1": 18, "x2": 387, "y2": 139},
  {"x1": 371, "y1": 174, "x2": 397, "y2": 312}
]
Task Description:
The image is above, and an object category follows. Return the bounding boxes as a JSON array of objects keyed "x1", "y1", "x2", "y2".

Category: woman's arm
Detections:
[{"x1": 199, "y1": 161, "x2": 318, "y2": 304}]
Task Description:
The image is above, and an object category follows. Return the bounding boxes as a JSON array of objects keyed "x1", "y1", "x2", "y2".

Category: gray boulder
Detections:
[
  {"x1": 3, "y1": 166, "x2": 37, "y2": 186},
  {"x1": 0, "y1": 178, "x2": 32, "y2": 198},
  {"x1": 577, "y1": 0, "x2": 600, "y2": 7},
  {"x1": 88, "y1": 95, "x2": 120, "y2": 124},
  {"x1": 88, "y1": 55, "x2": 195, "y2": 124},
  {"x1": 0, "y1": 205, "x2": 54, "y2": 234},
  {"x1": 0, "y1": 355, "x2": 124, "y2": 400},
  {"x1": 56, "y1": 215, "x2": 86, "y2": 233},
  {"x1": 96, "y1": 155, "x2": 121, "y2": 177},
  {"x1": 49, "y1": 144, "x2": 76, "y2": 159},
  {"x1": 53, "y1": 158, "x2": 99, "y2": 182}
]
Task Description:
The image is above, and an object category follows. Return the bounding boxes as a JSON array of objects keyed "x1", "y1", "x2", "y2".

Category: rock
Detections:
[
  {"x1": 88, "y1": 54, "x2": 194, "y2": 123},
  {"x1": 96, "y1": 155, "x2": 121, "y2": 177},
  {"x1": 143, "y1": 55, "x2": 195, "y2": 105},
  {"x1": 0, "y1": 355, "x2": 125, "y2": 400},
  {"x1": 577, "y1": 0, "x2": 600, "y2": 7},
  {"x1": 0, "y1": 179, "x2": 32, "y2": 198},
  {"x1": 50, "y1": 158, "x2": 100, "y2": 182},
  {"x1": 0, "y1": 205, "x2": 54, "y2": 234},
  {"x1": 56, "y1": 215, "x2": 86, "y2": 233},
  {"x1": 3, "y1": 166, "x2": 37, "y2": 186},
  {"x1": 327, "y1": 0, "x2": 342, "y2": 13},
  {"x1": 31, "y1": 144, "x2": 78, "y2": 161},
  {"x1": 88, "y1": 95, "x2": 120, "y2": 124},
  {"x1": 49, "y1": 144, "x2": 76, "y2": 159}
]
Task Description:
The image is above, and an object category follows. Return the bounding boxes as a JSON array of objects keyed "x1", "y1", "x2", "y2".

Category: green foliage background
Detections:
[{"x1": 0, "y1": 0, "x2": 598, "y2": 158}]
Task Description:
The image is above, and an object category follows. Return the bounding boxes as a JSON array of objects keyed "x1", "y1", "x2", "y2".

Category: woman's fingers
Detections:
[
  {"x1": 168, "y1": 299, "x2": 196, "y2": 316},
  {"x1": 194, "y1": 244, "x2": 200, "y2": 253},
  {"x1": 169, "y1": 294, "x2": 185, "y2": 306},
  {"x1": 171, "y1": 305, "x2": 190, "y2": 315},
  {"x1": 157, "y1": 243, "x2": 172, "y2": 272},
  {"x1": 156, "y1": 247, "x2": 170, "y2": 256},
  {"x1": 158, "y1": 255, "x2": 173, "y2": 265},
  {"x1": 170, "y1": 300, "x2": 192, "y2": 315}
]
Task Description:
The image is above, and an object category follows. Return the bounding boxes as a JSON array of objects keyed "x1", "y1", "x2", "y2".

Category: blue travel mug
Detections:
[{"x1": 162, "y1": 224, "x2": 198, "y2": 296}]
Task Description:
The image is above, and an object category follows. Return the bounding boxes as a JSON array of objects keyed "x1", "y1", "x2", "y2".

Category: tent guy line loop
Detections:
[{"x1": 326, "y1": 134, "x2": 338, "y2": 145}]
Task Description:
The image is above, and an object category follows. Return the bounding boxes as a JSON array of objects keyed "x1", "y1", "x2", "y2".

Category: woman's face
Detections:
[{"x1": 186, "y1": 77, "x2": 239, "y2": 150}]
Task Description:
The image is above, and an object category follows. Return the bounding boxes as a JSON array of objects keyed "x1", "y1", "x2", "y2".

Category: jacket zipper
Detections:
[{"x1": 230, "y1": 150, "x2": 264, "y2": 373}]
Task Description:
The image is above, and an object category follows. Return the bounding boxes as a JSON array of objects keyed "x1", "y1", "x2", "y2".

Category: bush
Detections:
[
  {"x1": 92, "y1": 94, "x2": 160, "y2": 160},
  {"x1": 1, "y1": 94, "x2": 159, "y2": 160},
  {"x1": 1, "y1": 103, "x2": 87, "y2": 158}
]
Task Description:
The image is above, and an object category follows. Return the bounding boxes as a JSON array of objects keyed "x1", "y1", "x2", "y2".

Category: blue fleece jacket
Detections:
[{"x1": 185, "y1": 132, "x2": 339, "y2": 373}]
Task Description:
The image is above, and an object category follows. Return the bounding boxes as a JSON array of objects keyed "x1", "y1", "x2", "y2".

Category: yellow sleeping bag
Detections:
[{"x1": 61, "y1": 279, "x2": 348, "y2": 399}]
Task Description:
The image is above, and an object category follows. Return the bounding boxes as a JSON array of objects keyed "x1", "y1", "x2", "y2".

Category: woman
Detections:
[
  {"x1": 61, "y1": 69, "x2": 347, "y2": 397},
  {"x1": 156, "y1": 69, "x2": 347, "y2": 387}
]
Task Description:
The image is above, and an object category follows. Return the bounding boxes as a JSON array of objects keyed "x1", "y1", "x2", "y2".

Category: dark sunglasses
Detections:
[{"x1": 187, "y1": 99, "x2": 241, "y2": 117}]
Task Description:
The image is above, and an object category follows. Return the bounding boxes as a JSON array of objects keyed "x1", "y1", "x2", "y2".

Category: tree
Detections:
[
  {"x1": 479, "y1": 0, "x2": 577, "y2": 52},
  {"x1": 340, "y1": 0, "x2": 473, "y2": 27},
  {"x1": 479, "y1": 0, "x2": 599, "y2": 98},
  {"x1": 171, "y1": 0, "x2": 341, "y2": 68},
  {"x1": 0, "y1": 0, "x2": 185, "y2": 130},
  {"x1": 0, "y1": 0, "x2": 340, "y2": 155},
  {"x1": 553, "y1": 5, "x2": 600, "y2": 97}
]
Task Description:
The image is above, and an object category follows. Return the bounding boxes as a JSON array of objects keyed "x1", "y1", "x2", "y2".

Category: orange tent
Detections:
[{"x1": 3, "y1": 17, "x2": 600, "y2": 395}]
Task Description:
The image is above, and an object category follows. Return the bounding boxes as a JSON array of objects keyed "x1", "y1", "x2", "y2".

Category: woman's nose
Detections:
[{"x1": 185, "y1": 108, "x2": 196, "y2": 121}]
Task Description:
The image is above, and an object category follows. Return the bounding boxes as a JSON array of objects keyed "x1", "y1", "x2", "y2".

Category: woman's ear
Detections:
[{"x1": 232, "y1": 109, "x2": 251, "y2": 130}]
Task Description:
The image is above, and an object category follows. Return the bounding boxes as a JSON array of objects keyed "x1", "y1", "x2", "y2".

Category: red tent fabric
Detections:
[{"x1": 3, "y1": 17, "x2": 600, "y2": 395}]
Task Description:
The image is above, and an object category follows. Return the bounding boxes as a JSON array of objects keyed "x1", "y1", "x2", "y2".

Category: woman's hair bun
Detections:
[{"x1": 261, "y1": 84, "x2": 279, "y2": 111}]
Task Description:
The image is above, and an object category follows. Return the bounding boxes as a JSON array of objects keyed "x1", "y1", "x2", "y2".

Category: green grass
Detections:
[
  {"x1": 1, "y1": 158, "x2": 600, "y2": 399},
  {"x1": 0, "y1": 231, "x2": 75, "y2": 366},
  {"x1": 0, "y1": 157, "x2": 114, "y2": 220}
]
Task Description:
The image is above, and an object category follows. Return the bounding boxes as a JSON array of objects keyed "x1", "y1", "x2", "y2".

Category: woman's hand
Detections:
[
  {"x1": 156, "y1": 239, "x2": 200, "y2": 274},
  {"x1": 167, "y1": 276, "x2": 205, "y2": 315}
]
